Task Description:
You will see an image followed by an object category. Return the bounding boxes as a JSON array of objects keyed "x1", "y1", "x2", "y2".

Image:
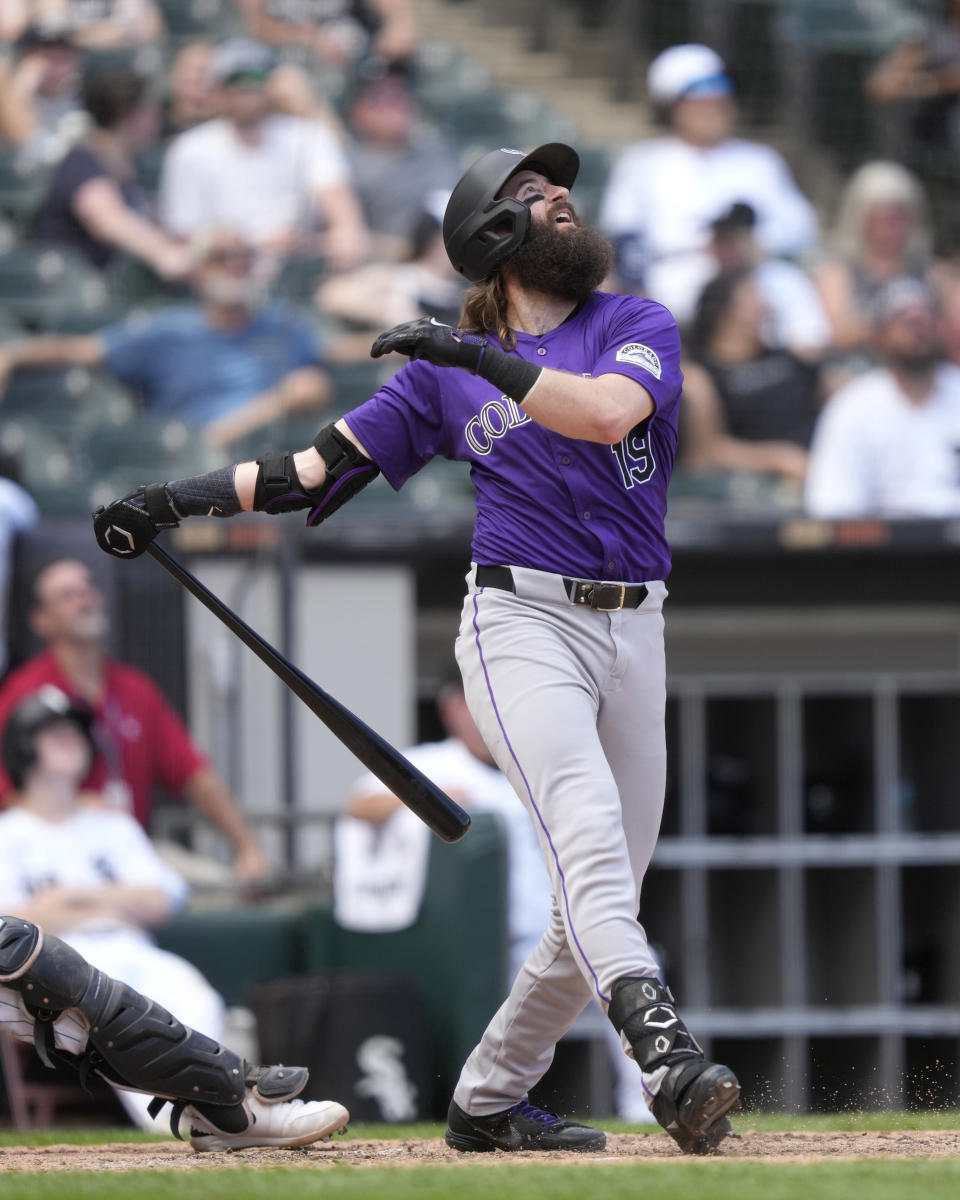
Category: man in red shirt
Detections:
[{"x1": 0, "y1": 557, "x2": 268, "y2": 880}]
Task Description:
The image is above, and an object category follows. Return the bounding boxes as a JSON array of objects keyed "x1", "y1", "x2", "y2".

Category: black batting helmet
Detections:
[
  {"x1": 442, "y1": 143, "x2": 580, "y2": 284},
  {"x1": 1, "y1": 686, "x2": 95, "y2": 790}
]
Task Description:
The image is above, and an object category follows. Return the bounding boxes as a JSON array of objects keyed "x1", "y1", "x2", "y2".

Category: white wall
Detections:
[{"x1": 184, "y1": 558, "x2": 414, "y2": 871}]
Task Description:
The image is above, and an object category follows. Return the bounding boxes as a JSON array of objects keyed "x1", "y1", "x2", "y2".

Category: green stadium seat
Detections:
[
  {"x1": 571, "y1": 145, "x2": 612, "y2": 224},
  {"x1": 402, "y1": 456, "x2": 475, "y2": 515},
  {"x1": 82, "y1": 44, "x2": 169, "y2": 79},
  {"x1": 0, "y1": 417, "x2": 93, "y2": 517},
  {"x1": 81, "y1": 414, "x2": 223, "y2": 507},
  {"x1": 0, "y1": 309, "x2": 24, "y2": 343},
  {"x1": 414, "y1": 40, "x2": 495, "y2": 120},
  {"x1": 108, "y1": 253, "x2": 192, "y2": 308},
  {"x1": 156, "y1": 0, "x2": 241, "y2": 41},
  {"x1": 326, "y1": 359, "x2": 394, "y2": 413},
  {"x1": 2, "y1": 370, "x2": 136, "y2": 441},
  {"x1": 441, "y1": 92, "x2": 513, "y2": 146},
  {"x1": 0, "y1": 245, "x2": 116, "y2": 332},
  {"x1": 272, "y1": 256, "x2": 330, "y2": 306},
  {"x1": 0, "y1": 153, "x2": 51, "y2": 229},
  {"x1": 133, "y1": 143, "x2": 168, "y2": 197}
]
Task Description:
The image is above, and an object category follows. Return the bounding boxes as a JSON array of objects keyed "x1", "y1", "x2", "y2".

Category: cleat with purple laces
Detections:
[{"x1": 444, "y1": 1098, "x2": 606, "y2": 1152}]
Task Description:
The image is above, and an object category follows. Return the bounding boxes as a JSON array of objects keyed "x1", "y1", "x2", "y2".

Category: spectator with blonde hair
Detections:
[{"x1": 813, "y1": 161, "x2": 936, "y2": 358}]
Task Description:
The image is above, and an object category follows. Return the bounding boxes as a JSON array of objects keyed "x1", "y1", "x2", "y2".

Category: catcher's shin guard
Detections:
[{"x1": 0, "y1": 917, "x2": 307, "y2": 1134}]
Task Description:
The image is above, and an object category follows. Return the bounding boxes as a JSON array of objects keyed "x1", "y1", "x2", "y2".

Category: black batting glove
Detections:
[
  {"x1": 370, "y1": 317, "x2": 485, "y2": 371},
  {"x1": 92, "y1": 484, "x2": 179, "y2": 559}
]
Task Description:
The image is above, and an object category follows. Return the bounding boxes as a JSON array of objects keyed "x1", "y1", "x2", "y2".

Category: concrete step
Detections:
[{"x1": 412, "y1": 0, "x2": 651, "y2": 148}]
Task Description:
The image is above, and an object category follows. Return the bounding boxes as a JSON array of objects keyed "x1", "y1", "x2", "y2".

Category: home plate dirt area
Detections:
[{"x1": 2, "y1": 1129, "x2": 960, "y2": 1171}]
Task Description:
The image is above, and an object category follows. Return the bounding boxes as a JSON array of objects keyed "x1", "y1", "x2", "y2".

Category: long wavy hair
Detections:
[{"x1": 459, "y1": 274, "x2": 516, "y2": 349}]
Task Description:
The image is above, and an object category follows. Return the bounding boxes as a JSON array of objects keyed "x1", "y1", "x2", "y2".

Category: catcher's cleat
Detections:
[
  {"x1": 187, "y1": 1095, "x2": 349, "y2": 1152},
  {"x1": 651, "y1": 1059, "x2": 740, "y2": 1155},
  {"x1": 444, "y1": 1098, "x2": 606, "y2": 1152}
]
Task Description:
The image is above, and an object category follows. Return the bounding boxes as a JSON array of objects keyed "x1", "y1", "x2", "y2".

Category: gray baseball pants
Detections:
[{"x1": 452, "y1": 564, "x2": 669, "y2": 1116}]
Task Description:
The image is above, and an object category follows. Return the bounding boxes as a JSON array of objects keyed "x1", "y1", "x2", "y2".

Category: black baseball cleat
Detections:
[
  {"x1": 445, "y1": 1098, "x2": 606, "y2": 1152},
  {"x1": 651, "y1": 1059, "x2": 741, "y2": 1155}
]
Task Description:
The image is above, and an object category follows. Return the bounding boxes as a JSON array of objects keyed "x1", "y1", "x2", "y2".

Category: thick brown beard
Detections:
[{"x1": 507, "y1": 216, "x2": 613, "y2": 302}]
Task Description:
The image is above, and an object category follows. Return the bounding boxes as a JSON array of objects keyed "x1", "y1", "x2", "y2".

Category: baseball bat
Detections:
[{"x1": 146, "y1": 543, "x2": 471, "y2": 843}]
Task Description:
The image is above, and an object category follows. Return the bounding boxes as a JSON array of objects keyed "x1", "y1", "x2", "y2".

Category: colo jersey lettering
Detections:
[{"x1": 345, "y1": 292, "x2": 682, "y2": 582}]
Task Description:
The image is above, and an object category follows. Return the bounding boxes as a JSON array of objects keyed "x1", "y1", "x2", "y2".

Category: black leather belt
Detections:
[{"x1": 476, "y1": 565, "x2": 648, "y2": 611}]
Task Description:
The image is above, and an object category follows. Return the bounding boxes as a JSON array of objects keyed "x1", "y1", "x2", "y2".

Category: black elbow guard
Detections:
[{"x1": 252, "y1": 424, "x2": 380, "y2": 526}]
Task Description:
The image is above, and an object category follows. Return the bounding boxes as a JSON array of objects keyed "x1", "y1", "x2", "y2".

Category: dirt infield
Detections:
[{"x1": 2, "y1": 1129, "x2": 960, "y2": 1171}]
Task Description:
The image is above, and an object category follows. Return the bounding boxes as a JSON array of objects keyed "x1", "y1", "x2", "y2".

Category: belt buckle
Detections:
[{"x1": 590, "y1": 582, "x2": 626, "y2": 611}]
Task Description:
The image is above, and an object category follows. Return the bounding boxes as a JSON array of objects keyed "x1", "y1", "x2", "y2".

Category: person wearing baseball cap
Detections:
[
  {"x1": 599, "y1": 42, "x2": 819, "y2": 325},
  {"x1": 646, "y1": 42, "x2": 735, "y2": 108},
  {"x1": 158, "y1": 37, "x2": 369, "y2": 269}
]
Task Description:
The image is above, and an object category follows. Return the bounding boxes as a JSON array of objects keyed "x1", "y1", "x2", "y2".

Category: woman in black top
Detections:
[
  {"x1": 680, "y1": 267, "x2": 822, "y2": 490},
  {"x1": 38, "y1": 66, "x2": 191, "y2": 278}
]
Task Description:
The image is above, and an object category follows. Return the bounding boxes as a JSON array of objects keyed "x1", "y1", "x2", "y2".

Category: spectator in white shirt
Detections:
[
  {"x1": 805, "y1": 278, "x2": 960, "y2": 518},
  {"x1": 158, "y1": 38, "x2": 369, "y2": 271},
  {"x1": 0, "y1": 686, "x2": 224, "y2": 1130},
  {"x1": 599, "y1": 42, "x2": 819, "y2": 326}
]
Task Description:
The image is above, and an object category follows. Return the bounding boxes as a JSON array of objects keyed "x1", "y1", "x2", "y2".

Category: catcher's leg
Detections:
[{"x1": 0, "y1": 916, "x2": 348, "y2": 1148}]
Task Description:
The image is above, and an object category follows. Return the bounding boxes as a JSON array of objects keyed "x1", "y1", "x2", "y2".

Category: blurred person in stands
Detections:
[
  {"x1": 0, "y1": 558, "x2": 269, "y2": 879},
  {"x1": 599, "y1": 42, "x2": 818, "y2": 326},
  {"x1": 0, "y1": 1, "x2": 31, "y2": 43},
  {"x1": 0, "y1": 457, "x2": 38, "y2": 679},
  {"x1": 158, "y1": 38, "x2": 368, "y2": 270},
  {"x1": 680, "y1": 267, "x2": 822, "y2": 495},
  {"x1": 37, "y1": 64, "x2": 193, "y2": 277},
  {"x1": 316, "y1": 190, "x2": 466, "y2": 354},
  {"x1": 28, "y1": 0, "x2": 164, "y2": 49},
  {"x1": 935, "y1": 268, "x2": 960, "y2": 368},
  {"x1": 705, "y1": 202, "x2": 831, "y2": 360},
  {"x1": 806, "y1": 277, "x2": 960, "y2": 518},
  {"x1": 343, "y1": 57, "x2": 459, "y2": 260},
  {"x1": 339, "y1": 674, "x2": 656, "y2": 1126},
  {"x1": 812, "y1": 161, "x2": 936, "y2": 366},
  {"x1": 159, "y1": 40, "x2": 219, "y2": 139},
  {"x1": 234, "y1": 0, "x2": 417, "y2": 74},
  {"x1": 0, "y1": 22, "x2": 84, "y2": 163},
  {"x1": 0, "y1": 229, "x2": 331, "y2": 448},
  {"x1": 160, "y1": 39, "x2": 343, "y2": 146},
  {"x1": 866, "y1": 0, "x2": 960, "y2": 238},
  {"x1": 0, "y1": 684, "x2": 225, "y2": 1129}
]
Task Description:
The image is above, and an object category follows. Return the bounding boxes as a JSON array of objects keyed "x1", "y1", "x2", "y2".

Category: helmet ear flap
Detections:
[{"x1": 468, "y1": 196, "x2": 531, "y2": 273}]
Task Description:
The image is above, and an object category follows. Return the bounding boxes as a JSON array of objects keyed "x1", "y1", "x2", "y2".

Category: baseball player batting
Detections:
[{"x1": 93, "y1": 142, "x2": 741, "y2": 1154}]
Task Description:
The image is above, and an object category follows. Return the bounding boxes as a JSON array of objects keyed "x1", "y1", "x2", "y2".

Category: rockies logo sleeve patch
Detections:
[{"x1": 615, "y1": 343, "x2": 662, "y2": 379}]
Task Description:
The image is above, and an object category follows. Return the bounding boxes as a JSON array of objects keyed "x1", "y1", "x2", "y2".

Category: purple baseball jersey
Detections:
[{"x1": 345, "y1": 291, "x2": 682, "y2": 581}]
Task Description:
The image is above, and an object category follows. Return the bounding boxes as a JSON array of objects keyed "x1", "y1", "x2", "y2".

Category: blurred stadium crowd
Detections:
[{"x1": 1, "y1": 0, "x2": 960, "y2": 524}]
